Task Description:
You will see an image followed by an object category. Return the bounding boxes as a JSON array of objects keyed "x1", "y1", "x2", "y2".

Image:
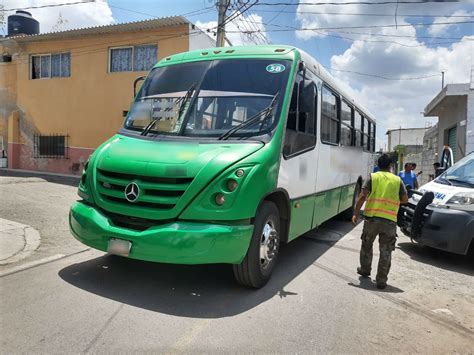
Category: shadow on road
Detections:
[
  {"x1": 348, "y1": 277, "x2": 404, "y2": 293},
  {"x1": 397, "y1": 242, "x2": 474, "y2": 276},
  {"x1": 58, "y1": 220, "x2": 362, "y2": 318},
  {"x1": 0, "y1": 169, "x2": 79, "y2": 187}
]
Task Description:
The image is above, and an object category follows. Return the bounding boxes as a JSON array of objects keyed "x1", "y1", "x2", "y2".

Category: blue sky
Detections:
[
  {"x1": 4, "y1": 0, "x2": 474, "y2": 149},
  {"x1": 109, "y1": 0, "x2": 473, "y2": 69}
]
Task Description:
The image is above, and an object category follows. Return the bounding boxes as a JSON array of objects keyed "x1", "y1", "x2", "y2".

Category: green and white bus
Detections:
[{"x1": 70, "y1": 45, "x2": 376, "y2": 288}]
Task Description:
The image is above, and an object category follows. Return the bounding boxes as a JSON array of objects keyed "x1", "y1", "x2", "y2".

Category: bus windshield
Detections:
[{"x1": 125, "y1": 59, "x2": 291, "y2": 138}]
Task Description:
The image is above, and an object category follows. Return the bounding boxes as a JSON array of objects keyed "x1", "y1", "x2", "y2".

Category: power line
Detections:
[
  {"x1": 255, "y1": 1, "x2": 460, "y2": 5},
  {"x1": 324, "y1": 29, "x2": 473, "y2": 41},
  {"x1": 5, "y1": 2, "x2": 215, "y2": 18},
  {"x1": 233, "y1": 15, "x2": 473, "y2": 46},
  {"x1": 108, "y1": 5, "x2": 216, "y2": 19},
  {"x1": 5, "y1": 1, "x2": 95, "y2": 12},
  {"x1": 312, "y1": 30, "x2": 465, "y2": 47},
  {"x1": 257, "y1": 9, "x2": 474, "y2": 18},
  {"x1": 323, "y1": 66, "x2": 442, "y2": 80},
  {"x1": 231, "y1": 1, "x2": 268, "y2": 44},
  {"x1": 225, "y1": 19, "x2": 474, "y2": 32}
]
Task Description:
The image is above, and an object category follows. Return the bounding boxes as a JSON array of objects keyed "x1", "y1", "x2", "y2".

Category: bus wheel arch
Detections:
[
  {"x1": 340, "y1": 178, "x2": 363, "y2": 221},
  {"x1": 234, "y1": 200, "x2": 281, "y2": 288},
  {"x1": 259, "y1": 189, "x2": 290, "y2": 244}
]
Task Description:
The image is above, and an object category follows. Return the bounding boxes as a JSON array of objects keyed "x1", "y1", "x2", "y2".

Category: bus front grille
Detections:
[{"x1": 96, "y1": 169, "x2": 193, "y2": 210}]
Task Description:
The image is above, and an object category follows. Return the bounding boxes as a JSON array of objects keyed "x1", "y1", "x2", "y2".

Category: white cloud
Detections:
[
  {"x1": 295, "y1": 1, "x2": 473, "y2": 41},
  {"x1": 2, "y1": 0, "x2": 114, "y2": 35},
  {"x1": 196, "y1": 10, "x2": 268, "y2": 46},
  {"x1": 330, "y1": 36, "x2": 473, "y2": 150},
  {"x1": 428, "y1": 10, "x2": 474, "y2": 36},
  {"x1": 294, "y1": 0, "x2": 474, "y2": 149}
]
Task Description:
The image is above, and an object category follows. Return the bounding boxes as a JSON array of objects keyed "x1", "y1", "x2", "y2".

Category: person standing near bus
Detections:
[
  {"x1": 398, "y1": 163, "x2": 419, "y2": 189},
  {"x1": 352, "y1": 154, "x2": 408, "y2": 289}
]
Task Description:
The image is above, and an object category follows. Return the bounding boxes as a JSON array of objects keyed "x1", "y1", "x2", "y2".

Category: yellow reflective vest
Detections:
[{"x1": 364, "y1": 172, "x2": 401, "y2": 222}]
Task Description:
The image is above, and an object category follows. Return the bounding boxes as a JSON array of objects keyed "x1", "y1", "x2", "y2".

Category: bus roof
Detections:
[{"x1": 157, "y1": 45, "x2": 376, "y2": 123}]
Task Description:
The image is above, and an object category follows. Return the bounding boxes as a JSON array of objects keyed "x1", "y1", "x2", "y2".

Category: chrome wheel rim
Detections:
[{"x1": 260, "y1": 221, "x2": 278, "y2": 270}]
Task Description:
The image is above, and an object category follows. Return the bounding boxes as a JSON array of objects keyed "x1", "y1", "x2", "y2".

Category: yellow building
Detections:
[{"x1": 0, "y1": 16, "x2": 214, "y2": 174}]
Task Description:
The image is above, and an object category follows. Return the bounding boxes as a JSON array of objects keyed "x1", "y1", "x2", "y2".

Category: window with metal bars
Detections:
[{"x1": 34, "y1": 134, "x2": 68, "y2": 159}]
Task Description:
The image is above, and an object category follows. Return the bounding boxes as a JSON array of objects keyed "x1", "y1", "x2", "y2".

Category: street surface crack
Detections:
[{"x1": 84, "y1": 303, "x2": 124, "y2": 353}]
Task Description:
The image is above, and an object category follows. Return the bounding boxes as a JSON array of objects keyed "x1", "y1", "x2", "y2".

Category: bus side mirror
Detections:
[
  {"x1": 299, "y1": 80, "x2": 315, "y2": 114},
  {"x1": 133, "y1": 76, "x2": 146, "y2": 97}
]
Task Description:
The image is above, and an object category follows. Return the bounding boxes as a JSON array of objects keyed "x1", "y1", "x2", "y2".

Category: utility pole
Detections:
[
  {"x1": 441, "y1": 71, "x2": 445, "y2": 89},
  {"x1": 216, "y1": 0, "x2": 230, "y2": 47}
]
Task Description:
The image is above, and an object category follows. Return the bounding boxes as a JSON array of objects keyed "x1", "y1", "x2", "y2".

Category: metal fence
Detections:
[{"x1": 33, "y1": 134, "x2": 69, "y2": 159}]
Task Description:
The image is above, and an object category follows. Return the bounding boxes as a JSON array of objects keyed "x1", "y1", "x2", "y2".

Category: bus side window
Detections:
[
  {"x1": 371, "y1": 123, "x2": 376, "y2": 152},
  {"x1": 363, "y1": 117, "x2": 370, "y2": 151},
  {"x1": 321, "y1": 86, "x2": 340, "y2": 145},
  {"x1": 340, "y1": 100, "x2": 353, "y2": 146},
  {"x1": 284, "y1": 74, "x2": 317, "y2": 157},
  {"x1": 354, "y1": 111, "x2": 363, "y2": 148}
]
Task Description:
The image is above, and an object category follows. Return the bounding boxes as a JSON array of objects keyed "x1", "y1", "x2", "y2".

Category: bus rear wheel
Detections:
[{"x1": 233, "y1": 201, "x2": 280, "y2": 288}]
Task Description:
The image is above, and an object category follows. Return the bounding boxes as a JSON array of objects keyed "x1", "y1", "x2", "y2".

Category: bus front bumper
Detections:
[{"x1": 69, "y1": 201, "x2": 254, "y2": 264}]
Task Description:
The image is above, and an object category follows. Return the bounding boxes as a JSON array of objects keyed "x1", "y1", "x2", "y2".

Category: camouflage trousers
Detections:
[{"x1": 359, "y1": 217, "x2": 397, "y2": 285}]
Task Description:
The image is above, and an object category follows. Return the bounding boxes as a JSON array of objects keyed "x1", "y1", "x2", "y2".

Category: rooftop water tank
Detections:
[{"x1": 8, "y1": 10, "x2": 40, "y2": 37}]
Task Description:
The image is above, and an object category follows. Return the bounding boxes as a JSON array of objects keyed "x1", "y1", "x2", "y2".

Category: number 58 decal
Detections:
[{"x1": 266, "y1": 63, "x2": 285, "y2": 73}]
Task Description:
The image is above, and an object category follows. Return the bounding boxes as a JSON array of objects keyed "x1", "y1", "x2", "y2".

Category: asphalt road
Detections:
[{"x1": 0, "y1": 172, "x2": 473, "y2": 353}]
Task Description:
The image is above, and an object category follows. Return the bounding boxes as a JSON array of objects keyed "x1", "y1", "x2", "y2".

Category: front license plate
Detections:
[{"x1": 107, "y1": 238, "x2": 132, "y2": 257}]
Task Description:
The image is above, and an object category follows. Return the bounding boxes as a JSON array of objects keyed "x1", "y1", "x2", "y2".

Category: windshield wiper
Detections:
[
  {"x1": 445, "y1": 178, "x2": 474, "y2": 188},
  {"x1": 140, "y1": 83, "x2": 196, "y2": 136},
  {"x1": 218, "y1": 92, "x2": 279, "y2": 141},
  {"x1": 435, "y1": 176, "x2": 452, "y2": 185}
]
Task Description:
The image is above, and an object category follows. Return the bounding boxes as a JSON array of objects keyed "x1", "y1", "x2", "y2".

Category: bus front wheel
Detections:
[{"x1": 233, "y1": 201, "x2": 280, "y2": 288}]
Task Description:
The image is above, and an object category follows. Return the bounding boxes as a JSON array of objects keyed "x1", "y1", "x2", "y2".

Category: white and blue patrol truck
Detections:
[{"x1": 399, "y1": 152, "x2": 474, "y2": 255}]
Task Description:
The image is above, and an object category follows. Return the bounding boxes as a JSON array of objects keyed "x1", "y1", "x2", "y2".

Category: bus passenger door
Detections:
[{"x1": 278, "y1": 73, "x2": 319, "y2": 241}]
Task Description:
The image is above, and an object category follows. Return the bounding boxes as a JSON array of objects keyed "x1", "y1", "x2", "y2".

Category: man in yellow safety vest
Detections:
[{"x1": 352, "y1": 154, "x2": 408, "y2": 289}]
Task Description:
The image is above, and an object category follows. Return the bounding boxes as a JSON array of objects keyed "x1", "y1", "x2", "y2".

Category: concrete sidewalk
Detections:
[{"x1": 0, "y1": 218, "x2": 41, "y2": 265}]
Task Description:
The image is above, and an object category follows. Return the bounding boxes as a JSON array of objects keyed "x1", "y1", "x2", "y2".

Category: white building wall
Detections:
[
  {"x1": 188, "y1": 26, "x2": 216, "y2": 51},
  {"x1": 387, "y1": 128, "x2": 427, "y2": 151},
  {"x1": 466, "y1": 86, "x2": 474, "y2": 155},
  {"x1": 436, "y1": 97, "x2": 467, "y2": 161}
]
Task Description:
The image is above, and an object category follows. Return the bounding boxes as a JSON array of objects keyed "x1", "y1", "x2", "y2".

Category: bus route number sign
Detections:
[{"x1": 266, "y1": 63, "x2": 285, "y2": 74}]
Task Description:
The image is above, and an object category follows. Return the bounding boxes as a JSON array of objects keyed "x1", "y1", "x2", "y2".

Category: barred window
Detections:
[
  {"x1": 321, "y1": 86, "x2": 339, "y2": 144},
  {"x1": 340, "y1": 100, "x2": 353, "y2": 146},
  {"x1": 34, "y1": 134, "x2": 68, "y2": 159},
  {"x1": 30, "y1": 52, "x2": 71, "y2": 80}
]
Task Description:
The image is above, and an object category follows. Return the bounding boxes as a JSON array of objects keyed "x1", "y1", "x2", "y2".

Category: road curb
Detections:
[{"x1": 0, "y1": 218, "x2": 41, "y2": 265}]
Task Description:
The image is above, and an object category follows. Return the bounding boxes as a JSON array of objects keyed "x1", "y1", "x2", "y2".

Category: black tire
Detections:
[
  {"x1": 233, "y1": 201, "x2": 280, "y2": 288},
  {"x1": 340, "y1": 182, "x2": 361, "y2": 221}
]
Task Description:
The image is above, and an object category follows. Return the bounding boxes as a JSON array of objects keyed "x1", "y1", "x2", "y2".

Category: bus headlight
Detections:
[
  {"x1": 227, "y1": 179, "x2": 238, "y2": 192},
  {"x1": 215, "y1": 193, "x2": 226, "y2": 206},
  {"x1": 446, "y1": 192, "x2": 474, "y2": 205},
  {"x1": 209, "y1": 166, "x2": 254, "y2": 208}
]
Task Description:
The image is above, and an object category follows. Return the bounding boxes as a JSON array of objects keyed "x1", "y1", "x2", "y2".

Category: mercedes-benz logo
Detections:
[{"x1": 124, "y1": 182, "x2": 140, "y2": 203}]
